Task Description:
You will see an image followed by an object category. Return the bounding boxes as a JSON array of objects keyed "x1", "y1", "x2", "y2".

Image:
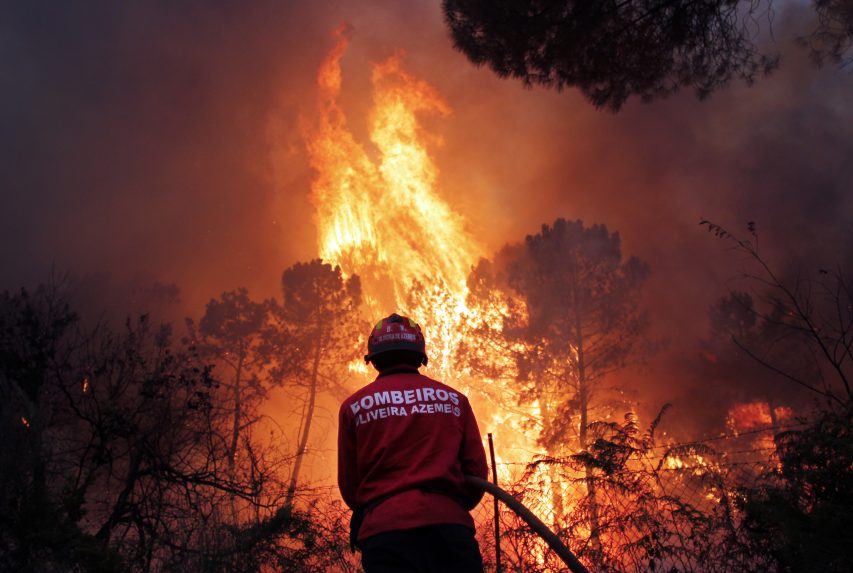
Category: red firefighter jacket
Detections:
[{"x1": 338, "y1": 368, "x2": 488, "y2": 541}]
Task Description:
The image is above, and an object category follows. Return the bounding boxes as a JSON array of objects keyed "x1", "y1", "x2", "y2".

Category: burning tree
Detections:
[
  {"x1": 303, "y1": 26, "x2": 483, "y2": 383},
  {"x1": 464, "y1": 218, "x2": 651, "y2": 560},
  {"x1": 271, "y1": 259, "x2": 364, "y2": 508}
]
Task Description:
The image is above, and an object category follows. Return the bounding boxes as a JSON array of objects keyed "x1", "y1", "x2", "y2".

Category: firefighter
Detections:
[{"x1": 338, "y1": 313, "x2": 488, "y2": 573}]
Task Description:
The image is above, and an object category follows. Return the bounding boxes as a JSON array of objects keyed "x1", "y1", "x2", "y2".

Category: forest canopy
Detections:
[{"x1": 442, "y1": 0, "x2": 853, "y2": 109}]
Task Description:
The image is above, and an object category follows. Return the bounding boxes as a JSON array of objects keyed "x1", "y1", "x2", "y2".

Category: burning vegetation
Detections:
[{"x1": 0, "y1": 29, "x2": 851, "y2": 573}]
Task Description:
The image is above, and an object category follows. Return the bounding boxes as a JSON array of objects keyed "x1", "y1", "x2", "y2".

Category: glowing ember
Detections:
[
  {"x1": 666, "y1": 457, "x2": 686, "y2": 470},
  {"x1": 21, "y1": 416, "x2": 30, "y2": 428}
]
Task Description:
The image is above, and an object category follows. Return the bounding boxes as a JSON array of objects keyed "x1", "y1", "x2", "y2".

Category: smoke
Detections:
[
  {"x1": 0, "y1": 1, "x2": 336, "y2": 310},
  {"x1": 2, "y1": 1, "x2": 850, "y2": 438},
  {"x1": 432, "y1": 6, "x2": 853, "y2": 435}
]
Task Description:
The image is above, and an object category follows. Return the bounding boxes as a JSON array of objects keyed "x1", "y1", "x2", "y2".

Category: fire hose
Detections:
[{"x1": 464, "y1": 475, "x2": 591, "y2": 573}]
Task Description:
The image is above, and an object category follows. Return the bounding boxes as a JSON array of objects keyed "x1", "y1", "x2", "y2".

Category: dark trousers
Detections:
[{"x1": 360, "y1": 524, "x2": 484, "y2": 573}]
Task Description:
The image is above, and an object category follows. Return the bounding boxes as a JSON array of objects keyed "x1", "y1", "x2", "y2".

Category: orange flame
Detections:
[
  {"x1": 727, "y1": 401, "x2": 792, "y2": 433},
  {"x1": 305, "y1": 28, "x2": 481, "y2": 376},
  {"x1": 304, "y1": 32, "x2": 572, "y2": 551},
  {"x1": 305, "y1": 24, "x2": 561, "y2": 475}
]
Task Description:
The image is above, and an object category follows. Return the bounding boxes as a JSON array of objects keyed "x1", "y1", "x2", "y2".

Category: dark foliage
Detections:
[
  {"x1": 703, "y1": 220, "x2": 853, "y2": 572},
  {"x1": 737, "y1": 407, "x2": 853, "y2": 572},
  {"x1": 802, "y1": 0, "x2": 853, "y2": 65},
  {"x1": 443, "y1": 0, "x2": 778, "y2": 110},
  {"x1": 701, "y1": 220, "x2": 852, "y2": 405},
  {"x1": 0, "y1": 286, "x2": 126, "y2": 572},
  {"x1": 0, "y1": 281, "x2": 357, "y2": 572},
  {"x1": 699, "y1": 290, "x2": 807, "y2": 429}
]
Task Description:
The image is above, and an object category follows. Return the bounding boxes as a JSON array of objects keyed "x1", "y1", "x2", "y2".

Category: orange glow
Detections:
[
  {"x1": 21, "y1": 416, "x2": 30, "y2": 428},
  {"x1": 775, "y1": 405, "x2": 794, "y2": 421},
  {"x1": 302, "y1": 32, "x2": 565, "y2": 522},
  {"x1": 298, "y1": 34, "x2": 801, "y2": 571},
  {"x1": 729, "y1": 402, "x2": 772, "y2": 430},
  {"x1": 302, "y1": 31, "x2": 630, "y2": 557},
  {"x1": 727, "y1": 401, "x2": 792, "y2": 432},
  {"x1": 304, "y1": 27, "x2": 482, "y2": 378},
  {"x1": 665, "y1": 456, "x2": 686, "y2": 470}
]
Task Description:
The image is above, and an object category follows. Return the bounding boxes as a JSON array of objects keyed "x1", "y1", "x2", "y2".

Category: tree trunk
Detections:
[
  {"x1": 285, "y1": 336, "x2": 322, "y2": 508},
  {"x1": 227, "y1": 346, "x2": 244, "y2": 523},
  {"x1": 767, "y1": 396, "x2": 779, "y2": 428},
  {"x1": 96, "y1": 444, "x2": 143, "y2": 542},
  {"x1": 229, "y1": 347, "x2": 244, "y2": 466},
  {"x1": 574, "y1": 311, "x2": 602, "y2": 558},
  {"x1": 536, "y1": 377, "x2": 565, "y2": 527}
]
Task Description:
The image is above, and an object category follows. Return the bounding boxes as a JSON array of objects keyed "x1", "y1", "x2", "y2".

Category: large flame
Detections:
[
  {"x1": 306, "y1": 27, "x2": 480, "y2": 349},
  {"x1": 305, "y1": 25, "x2": 557, "y2": 484},
  {"x1": 302, "y1": 31, "x2": 763, "y2": 569},
  {"x1": 304, "y1": 30, "x2": 572, "y2": 563}
]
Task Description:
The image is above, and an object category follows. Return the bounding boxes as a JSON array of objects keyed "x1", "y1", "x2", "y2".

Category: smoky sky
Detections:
[
  {"x1": 1, "y1": 0, "x2": 333, "y2": 304},
  {"x1": 2, "y1": 1, "x2": 851, "y2": 435}
]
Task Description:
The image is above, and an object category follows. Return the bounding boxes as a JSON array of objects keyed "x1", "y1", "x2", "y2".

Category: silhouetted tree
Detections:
[
  {"x1": 802, "y1": 0, "x2": 853, "y2": 65},
  {"x1": 737, "y1": 405, "x2": 853, "y2": 573},
  {"x1": 522, "y1": 220, "x2": 650, "y2": 447},
  {"x1": 443, "y1": 0, "x2": 778, "y2": 110},
  {"x1": 701, "y1": 291, "x2": 809, "y2": 430},
  {"x1": 701, "y1": 220, "x2": 852, "y2": 405},
  {"x1": 0, "y1": 284, "x2": 243, "y2": 571},
  {"x1": 0, "y1": 284, "x2": 124, "y2": 572},
  {"x1": 271, "y1": 260, "x2": 364, "y2": 508},
  {"x1": 464, "y1": 219, "x2": 650, "y2": 556},
  {"x1": 704, "y1": 220, "x2": 853, "y2": 572},
  {"x1": 187, "y1": 288, "x2": 272, "y2": 521},
  {"x1": 0, "y1": 283, "x2": 350, "y2": 572}
]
